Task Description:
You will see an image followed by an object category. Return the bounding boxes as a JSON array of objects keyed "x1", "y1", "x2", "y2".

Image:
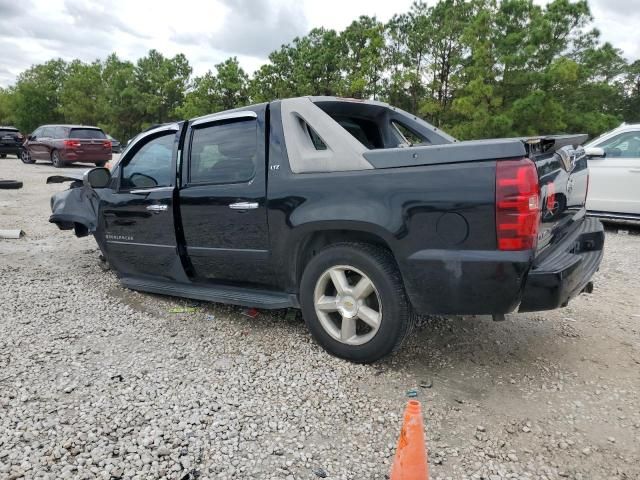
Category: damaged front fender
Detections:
[{"x1": 49, "y1": 177, "x2": 101, "y2": 237}]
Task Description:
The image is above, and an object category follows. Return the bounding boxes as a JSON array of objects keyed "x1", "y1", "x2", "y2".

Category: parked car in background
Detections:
[
  {"x1": 584, "y1": 123, "x2": 640, "y2": 222},
  {"x1": 21, "y1": 125, "x2": 112, "y2": 168},
  {"x1": 0, "y1": 126, "x2": 23, "y2": 158},
  {"x1": 107, "y1": 134, "x2": 122, "y2": 153},
  {"x1": 48, "y1": 97, "x2": 603, "y2": 363}
]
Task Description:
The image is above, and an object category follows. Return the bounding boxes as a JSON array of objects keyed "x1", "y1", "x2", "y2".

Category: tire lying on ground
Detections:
[{"x1": 0, "y1": 180, "x2": 23, "y2": 189}]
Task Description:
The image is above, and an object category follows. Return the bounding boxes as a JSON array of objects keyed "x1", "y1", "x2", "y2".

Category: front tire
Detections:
[
  {"x1": 20, "y1": 149, "x2": 35, "y2": 164},
  {"x1": 51, "y1": 150, "x2": 63, "y2": 168},
  {"x1": 299, "y1": 242, "x2": 414, "y2": 363}
]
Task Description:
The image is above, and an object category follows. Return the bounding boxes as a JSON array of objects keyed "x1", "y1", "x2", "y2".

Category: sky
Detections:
[{"x1": 0, "y1": 0, "x2": 639, "y2": 87}]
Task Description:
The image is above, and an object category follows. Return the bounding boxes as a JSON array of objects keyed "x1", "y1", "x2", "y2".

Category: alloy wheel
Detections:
[{"x1": 313, "y1": 265, "x2": 382, "y2": 345}]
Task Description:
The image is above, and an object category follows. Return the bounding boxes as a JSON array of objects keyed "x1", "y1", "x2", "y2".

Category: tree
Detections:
[
  {"x1": 249, "y1": 28, "x2": 344, "y2": 101},
  {"x1": 99, "y1": 54, "x2": 142, "y2": 141},
  {"x1": 0, "y1": 87, "x2": 15, "y2": 126},
  {"x1": 60, "y1": 60, "x2": 103, "y2": 126},
  {"x1": 214, "y1": 57, "x2": 249, "y2": 110},
  {"x1": 135, "y1": 49, "x2": 192, "y2": 126},
  {"x1": 420, "y1": 0, "x2": 474, "y2": 125},
  {"x1": 623, "y1": 60, "x2": 640, "y2": 123},
  {"x1": 178, "y1": 57, "x2": 249, "y2": 119},
  {"x1": 341, "y1": 16, "x2": 386, "y2": 99},
  {"x1": 11, "y1": 59, "x2": 67, "y2": 132}
]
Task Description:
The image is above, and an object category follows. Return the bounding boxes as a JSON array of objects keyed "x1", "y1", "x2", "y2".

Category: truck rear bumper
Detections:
[
  {"x1": 401, "y1": 249, "x2": 532, "y2": 315},
  {"x1": 519, "y1": 217, "x2": 604, "y2": 312},
  {"x1": 400, "y1": 217, "x2": 604, "y2": 315}
]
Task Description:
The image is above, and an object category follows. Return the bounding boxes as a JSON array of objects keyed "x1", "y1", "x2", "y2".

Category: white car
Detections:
[{"x1": 584, "y1": 123, "x2": 640, "y2": 221}]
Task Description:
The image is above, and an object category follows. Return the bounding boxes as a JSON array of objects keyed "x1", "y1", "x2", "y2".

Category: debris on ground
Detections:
[
  {"x1": 312, "y1": 467, "x2": 328, "y2": 478},
  {"x1": 169, "y1": 306, "x2": 199, "y2": 314},
  {"x1": 241, "y1": 307, "x2": 259, "y2": 318},
  {"x1": 0, "y1": 229, "x2": 24, "y2": 239}
]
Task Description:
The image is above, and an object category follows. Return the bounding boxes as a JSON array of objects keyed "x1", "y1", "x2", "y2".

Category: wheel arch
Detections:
[{"x1": 291, "y1": 223, "x2": 397, "y2": 287}]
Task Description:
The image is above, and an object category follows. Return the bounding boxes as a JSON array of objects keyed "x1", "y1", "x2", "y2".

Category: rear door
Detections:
[
  {"x1": 43, "y1": 126, "x2": 57, "y2": 159},
  {"x1": 178, "y1": 107, "x2": 271, "y2": 285},
  {"x1": 586, "y1": 130, "x2": 640, "y2": 215},
  {"x1": 32, "y1": 127, "x2": 53, "y2": 160},
  {"x1": 97, "y1": 125, "x2": 184, "y2": 280}
]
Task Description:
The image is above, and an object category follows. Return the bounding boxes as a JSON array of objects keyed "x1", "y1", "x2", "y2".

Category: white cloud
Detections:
[{"x1": 0, "y1": 0, "x2": 637, "y2": 87}]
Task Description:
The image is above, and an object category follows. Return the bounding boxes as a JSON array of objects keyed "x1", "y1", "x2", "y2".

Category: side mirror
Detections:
[
  {"x1": 28, "y1": 135, "x2": 34, "y2": 141},
  {"x1": 584, "y1": 147, "x2": 606, "y2": 158},
  {"x1": 83, "y1": 167, "x2": 112, "y2": 188}
]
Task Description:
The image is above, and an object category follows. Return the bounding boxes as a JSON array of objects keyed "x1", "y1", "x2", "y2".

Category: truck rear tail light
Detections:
[
  {"x1": 64, "y1": 140, "x2": 81, "y2": 148},
  {"x1": 496, "y1": 158, "x2": 540, "y2": 251}
]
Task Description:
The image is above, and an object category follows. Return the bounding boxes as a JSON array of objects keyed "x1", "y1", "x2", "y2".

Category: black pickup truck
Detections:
[{"x1": 49, "y1": 97, "x2": 604, "y2": 363}]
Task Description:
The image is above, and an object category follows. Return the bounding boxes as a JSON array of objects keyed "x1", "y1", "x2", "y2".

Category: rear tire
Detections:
[
  {"x1": 0, "y1": 154, "x2": 6, "y2": 159},
  {"x1": 299, "y1": 242, "x2": 415, "y2": 363},
  {"x1": 51, "y1": 150, "x2": 63, "y2": 168},
  {"x1": 20, "y1": 149, "x2": 34, "y2": 164}
]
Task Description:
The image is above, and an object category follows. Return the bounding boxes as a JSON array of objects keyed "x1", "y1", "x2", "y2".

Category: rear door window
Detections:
[
  {"x1": 54, "y1": 126, "x2": 67, "y2": 138},
  {"x1": 189, "y1": 120, "x2": 257, "y2": 184},
  {"x1": 70, "y1": 128, "x2": 106, "y2": 139}
]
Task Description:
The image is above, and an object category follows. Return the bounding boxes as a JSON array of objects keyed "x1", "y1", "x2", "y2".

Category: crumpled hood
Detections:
[{"x1": 49, "y1": 186, "x2": 101, "y2": 237}]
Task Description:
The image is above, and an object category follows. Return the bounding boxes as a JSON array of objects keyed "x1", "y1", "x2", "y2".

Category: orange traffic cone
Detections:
[{"x1": 390, "y1": 400, "x2": 429, "y2": 480}]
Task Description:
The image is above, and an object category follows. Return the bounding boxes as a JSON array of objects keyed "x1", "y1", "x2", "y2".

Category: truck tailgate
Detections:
[{"x1": 524, "y1": 135, "x2": 590, "y2": 259}]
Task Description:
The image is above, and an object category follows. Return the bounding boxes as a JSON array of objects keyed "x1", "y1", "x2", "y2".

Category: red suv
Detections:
[{"x1": 21, "y1": 125, "x2": 112, "y2": 168}]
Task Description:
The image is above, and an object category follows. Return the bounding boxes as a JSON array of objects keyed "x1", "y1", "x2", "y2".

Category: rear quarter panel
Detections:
[{"x1": 266, "y1": 102, "x2": 530, "y2": 314}]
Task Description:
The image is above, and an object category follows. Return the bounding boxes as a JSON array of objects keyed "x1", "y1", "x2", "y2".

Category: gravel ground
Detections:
[{"x1": 1, "y1": 155, "x2": 639, "y2": 480}]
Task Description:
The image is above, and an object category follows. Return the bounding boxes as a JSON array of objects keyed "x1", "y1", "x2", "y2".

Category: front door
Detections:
[
  {"x1": 587, "y1": 130, "x2": 640, "y2": 215},
  {"x1": 97, "y1": 125, "x2": 185, "y2": 281},
  {"x1": 178, "y1": 107, "x2": 272, "y2": 286},
  {"x1": 27, "y1": 127, "x2": 46, "y2": 160}
]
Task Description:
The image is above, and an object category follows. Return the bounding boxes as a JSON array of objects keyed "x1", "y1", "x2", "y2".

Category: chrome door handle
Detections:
[
  {"x1": 146, "y1": 204, "x2": 168, "y2": 212},
  {"x1": 229, "y1": 202, "x2": 258, "y2": 210}
]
